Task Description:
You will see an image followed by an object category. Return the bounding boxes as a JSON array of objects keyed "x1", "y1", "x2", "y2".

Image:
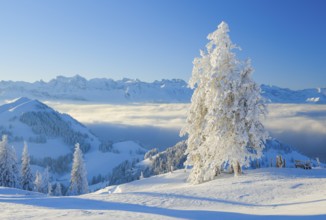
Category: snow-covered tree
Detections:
[
  {"x1": 0, "y1": 135, "x2": 20, "y2": 188},
  {"x1": 144, "y1": 148, "x2": 158, "y2": 160},
  {"x1": 21, "y1": 142, "x2": 33, "y2": 191},
  {"x1": 54, "y1": 182, "x2": 62, "y2": 196},
  {"x1": 48, "y1": 183, "x2": 53, "y2": 196},
  {"x1": 276, "y1": 155, "x2": 284, "y2": 168},
  {"x1": 68, "y1": 143, "x2": 88, "y2": 195},
  {"x1": 42, "y1": 167, "x2": 50, "y2": 194},
  {"x1": 316, "y1": 157, "x2": 320, "y2": 168},
  {"x1": 34, "y1": 171, "x2": 43, "y2": 192},
  {"x1": 139, "y1": 171, "x2": 144, "y2": 180},
  {"x1": 181, "y1": 21, "x2": 268, "y2": 184}
]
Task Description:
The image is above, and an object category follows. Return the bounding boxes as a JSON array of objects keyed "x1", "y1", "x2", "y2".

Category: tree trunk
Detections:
[
  {"x1": 215, "y1": 166, "x2": 220, "y2": 176},
  {"x1": 283, "y1": 159, "x2": 286, "y2": 168},
  {"x1": 233, "y1": 161, "x2": 242, "y2": 176}
]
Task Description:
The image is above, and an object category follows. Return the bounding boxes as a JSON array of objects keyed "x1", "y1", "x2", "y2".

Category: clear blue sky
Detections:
[{"x1": 0, "y1": 0, "x2": 325, "y2": 89}]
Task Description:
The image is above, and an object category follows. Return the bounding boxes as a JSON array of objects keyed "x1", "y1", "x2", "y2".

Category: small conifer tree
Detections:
[
  {"x1": 54, "y1": 182, "x2": 62, "y2": 196},
  {"x1": 68, "y1": 143, "x2": 88, "y2": 195},
  {"x1": 21, "y1": 142, "x2": 33, "y2": 191},
  {"x1": 0, "y1": 135, "x2": 20, "y2": 188},
  {"x1": 34, "y1": 171, "x2": 43, "y2": 192}
]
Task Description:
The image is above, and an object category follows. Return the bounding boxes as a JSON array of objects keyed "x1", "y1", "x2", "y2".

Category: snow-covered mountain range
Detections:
[
  {"x1": 0, "y1": 75, "x2": 325, "y2": 104},
  {"x1": 261, "y1": 85, "x2": 326, "y2": 104},
  {"x1": 0, "y1": 75, "x2": 192, "y2": 103}
]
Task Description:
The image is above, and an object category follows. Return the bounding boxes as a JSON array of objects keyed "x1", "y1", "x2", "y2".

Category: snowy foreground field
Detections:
[{"x1": 1, "y1": 168, "x2": 325, "y2": 220}]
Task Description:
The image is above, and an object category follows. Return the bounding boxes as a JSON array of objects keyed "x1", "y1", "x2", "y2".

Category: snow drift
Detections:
[{"x1": 1, "y1": 168, "x2": 326, "y2": 219}]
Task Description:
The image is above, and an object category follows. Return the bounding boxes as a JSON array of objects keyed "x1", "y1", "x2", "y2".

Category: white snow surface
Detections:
[{"x1": 0, "y1": 168, "x2": 325, "y2": 219}]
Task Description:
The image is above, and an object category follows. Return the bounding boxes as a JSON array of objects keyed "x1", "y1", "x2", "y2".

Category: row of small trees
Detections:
[
  {"x1": 33, "y1": 168, "x2": 62, "y2": 196},
  {"x1": 0, "y1": 135, "x2": 88, "y2": 195}
]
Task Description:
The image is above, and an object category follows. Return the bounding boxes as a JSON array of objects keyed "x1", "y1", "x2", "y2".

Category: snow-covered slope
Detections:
[
  {"x1": 0, "y1": 75, "x2": 325, "y2": 104},
  {"x1": 103, "y1": 138, "x2": 318, "y2": 189},
  {"x1": 1, "y1": 168, "x2": 325, "y2": 219},
  {"x1": 0, "y1": 97, "x2": 98, "y2": 157},
  {"x1": 257, "y1": 139, "x2": 317, "y2": 168},
  {"x1": 0, "y1": 98, "x2": 147, "y2": 184}
]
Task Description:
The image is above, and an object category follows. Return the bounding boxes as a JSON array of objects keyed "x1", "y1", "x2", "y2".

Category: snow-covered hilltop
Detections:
[
  {"x1": 0, "y1": 97, "x2": 100, "y2": 155},
  {"x1": 0, "y1": 97, "x2": 147, "y2": 185},
  {"x1": 0, "y1": 75, "x2": 325, "y2": 104}
]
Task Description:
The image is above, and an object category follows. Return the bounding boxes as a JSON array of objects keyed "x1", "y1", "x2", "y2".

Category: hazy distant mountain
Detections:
[
  {"x1": 261, "y1": 85, "x2": 326, "y2": 104},
  {"x1": 0, "y1": 75, "x2": 192, "y2": 103},
  {"x1": 0, "y1": 75, "x2": 325, "y2": 104}
]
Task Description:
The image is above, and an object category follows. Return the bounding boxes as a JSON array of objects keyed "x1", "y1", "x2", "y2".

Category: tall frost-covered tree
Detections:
[
  {"x1": 48, "y1": 183, "x2": 53, "y2": 196},
  {"x1": 42, "y1": 167, "x2": 50, "y2": 194},
  {"x1": 0, "y1": 135, "x2": 20, "y2": 188},
  {"x1": 34, "y1": 171, "x2": 43, "y2": 192},
  {"x1": 34, "y1": 168, "x2": 51, "y2": 194},
  {"x1": 181, "y1": 21, "x2": 268, "y2": 184},
  {"x1": 68, "y1": 143, "x2": 88, "y2": 195},
  {"x1": 54, "y1": 182, "x2": 62, "y2": 196},
  {"x1": 21, "y1": 142, "x2": 33, "y2": 191}
]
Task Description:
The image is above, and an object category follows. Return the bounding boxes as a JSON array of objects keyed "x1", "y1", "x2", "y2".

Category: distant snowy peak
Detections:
[
  {"x1": 0, "y1": 75, "x2": 325, "y2": 104},
  {"x1": 0, "y1": 75, "x2": 192, "y2": 103},
  {"x1": 261, "y1": 85, "x2": 326, "y2": 104}
]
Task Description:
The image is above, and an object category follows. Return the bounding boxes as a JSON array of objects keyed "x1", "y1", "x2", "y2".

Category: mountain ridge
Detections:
[{"x1": 1, "y1": 75, "x2": 325, "y2": 104}]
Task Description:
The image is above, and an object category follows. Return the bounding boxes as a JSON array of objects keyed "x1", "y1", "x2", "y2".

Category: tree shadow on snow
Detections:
[
  {"x1": 128, "y1": 191, "x2": 326, "y2": 208},
  {"x1": 0, "y1": 196, "x2": 325, "y2": 220}
]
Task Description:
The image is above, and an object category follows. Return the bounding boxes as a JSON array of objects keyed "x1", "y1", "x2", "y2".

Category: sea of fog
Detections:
[{"x1": 48, "y1": 102, "x2": 326, "y2": 162}]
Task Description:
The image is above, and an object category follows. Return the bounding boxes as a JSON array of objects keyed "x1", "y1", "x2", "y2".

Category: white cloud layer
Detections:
[
  {"x1": 264, "y1": 104, "x2": 326, "y2": 134},
  {"x1": 48, "y1": 102, "x2": 326, "y2": 160},
  {"x1": 47, "y1": 102, "x2": 189, "y2": 129}
]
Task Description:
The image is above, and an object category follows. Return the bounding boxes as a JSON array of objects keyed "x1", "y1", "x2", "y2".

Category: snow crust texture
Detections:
[{"x1": 0, "y1": 168, "x2": 325, "y2": 219}]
